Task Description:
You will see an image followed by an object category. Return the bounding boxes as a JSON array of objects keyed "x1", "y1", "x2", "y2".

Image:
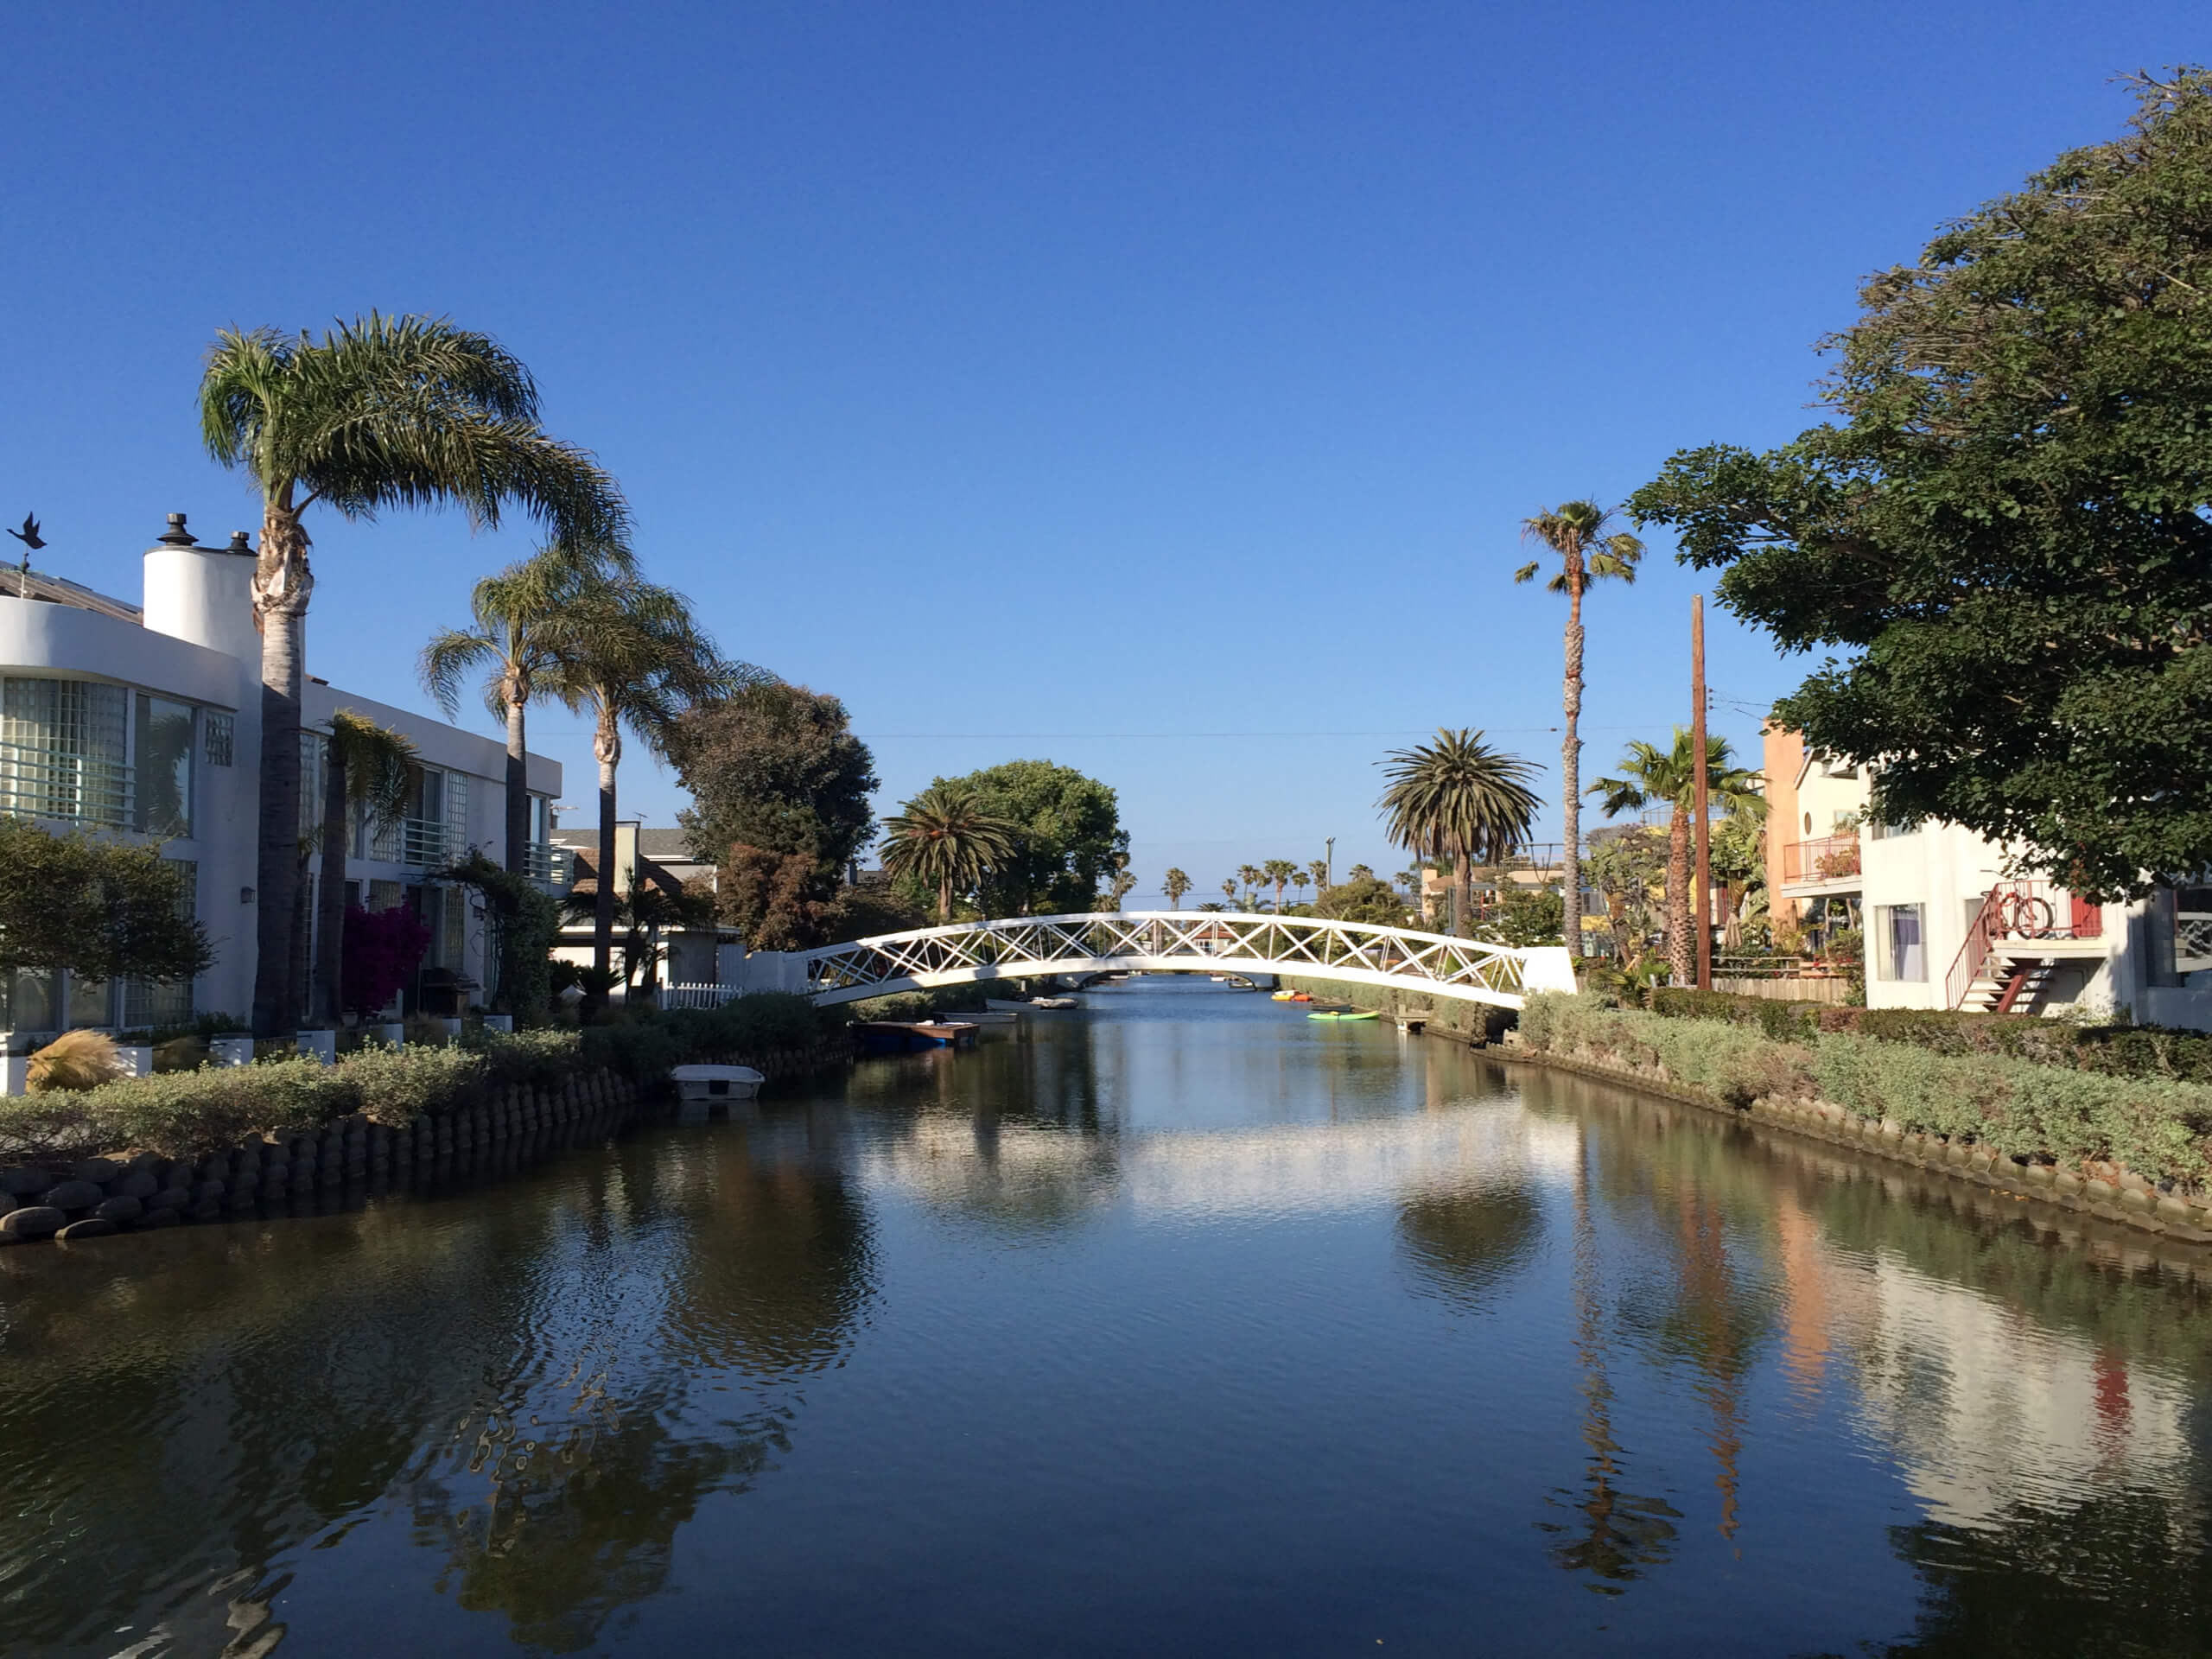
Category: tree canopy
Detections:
[
  {"x1": 0, "y1": 819, "x2": 210, "y2": 989},
  {"x1": 1628, "y1": 72, "x2": 2212, "y2": 898},
  {"x1": 929, "y1": 760, "x2": 1128, "y2": 917},
  {"x1": 670, "y1": 683, "x2": 880, "y2": 950}
]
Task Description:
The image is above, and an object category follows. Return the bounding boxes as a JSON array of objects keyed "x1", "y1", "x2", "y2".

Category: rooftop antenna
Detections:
[{"x1": 6, "y1": 513, "x2": 44, "y2": 579}]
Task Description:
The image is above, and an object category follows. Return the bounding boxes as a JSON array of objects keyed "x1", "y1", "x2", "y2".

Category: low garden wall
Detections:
[
  {"x1": 0, "y1": 995, "x2": 855, "y2": 1249},
  {"x1": 1507, "y1": 993, "x2": 2212, "y2": 1247}
]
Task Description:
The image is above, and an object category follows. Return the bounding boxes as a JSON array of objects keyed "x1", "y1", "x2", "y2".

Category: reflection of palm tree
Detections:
[{"x1": 1544, "y1": 1125, "x2": 1680, "y2": 1584}]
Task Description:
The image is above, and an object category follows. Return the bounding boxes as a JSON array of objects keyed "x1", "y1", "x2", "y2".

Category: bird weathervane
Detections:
[{"x1": 5, "y1": 514, "x2": 43, "y2": 578}]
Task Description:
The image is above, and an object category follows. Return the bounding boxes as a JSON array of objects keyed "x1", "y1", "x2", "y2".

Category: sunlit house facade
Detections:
[{"x1": 0, "y1": 514, "x2": 562, "y2": 1042}]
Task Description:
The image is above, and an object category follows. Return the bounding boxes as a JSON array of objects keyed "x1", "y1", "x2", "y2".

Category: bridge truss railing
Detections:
[{"x1": 791, "y1": 911, "x2": 1573, "y2": 1008}]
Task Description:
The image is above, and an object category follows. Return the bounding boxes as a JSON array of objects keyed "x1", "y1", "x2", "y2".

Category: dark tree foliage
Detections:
[
  {"x1": 0, "y1": 818, "x2": 210, "y2": 986},
  {"x1": 930, "y1": 760, "x2": 1128, "y2": 917},
  {"x1": 670, "y1": 683, "x2": 878, "y2": 874},
  {"x1": 668, "y1": 683, "x2": 880, "y2": 949},
  {"x1": 1629, "y1": 72, "x2": 2212, "y2": 898}
]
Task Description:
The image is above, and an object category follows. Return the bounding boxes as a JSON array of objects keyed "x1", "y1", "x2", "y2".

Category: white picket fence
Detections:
[{"x1": 657, "y1": 982, "x2": 747, "y2": 1011}]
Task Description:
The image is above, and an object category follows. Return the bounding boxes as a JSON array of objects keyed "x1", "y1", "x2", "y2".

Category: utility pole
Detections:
[
  {"x1": 1692, "y1": 594, "x2": 1712, "y2": 992},
  {"x1": 1325, "y1": 836, "x2": 1335, "y2": 890}
]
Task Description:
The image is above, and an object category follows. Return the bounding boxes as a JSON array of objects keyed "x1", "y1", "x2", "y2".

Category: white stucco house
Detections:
[
  {"x1": 1762, "y1": 723, "x2": 2212, "y2": 1028},
  {"x1": 0, "y1": 513, "x2": 562, "y2": 1041}
]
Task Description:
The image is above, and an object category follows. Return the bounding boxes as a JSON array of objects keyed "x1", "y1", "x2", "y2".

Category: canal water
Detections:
[{"x1": 3, "y1": 979, "x2": 2209, "y2": 1657}]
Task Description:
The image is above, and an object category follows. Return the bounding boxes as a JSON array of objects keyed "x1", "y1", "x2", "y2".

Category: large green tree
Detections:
[
  {"x1": 1628, "y1": 72, "x2": 2212, "y2": 899},
  {"x1": 200, "y1": 313, "x2": 628, "y2": 1034},
  {"x1": 1516, "y1": 502, "x2": 1643, "y2": 956},
  {"x1": 1376, "y1": 728, "x2": 1542, "y2": 938},
  {"x1": 1589, "y1": 729, "x2": 1764, "y2": 985},
  {"x1": 932, "y1": 760, "x2": 1128, "y2": 917},
  {"x1": 0, "y1": 819, "x2": 211, "y2": 1019},
  {"x1": 667, "y1": 683, "x2": 880, "y2": 950}
]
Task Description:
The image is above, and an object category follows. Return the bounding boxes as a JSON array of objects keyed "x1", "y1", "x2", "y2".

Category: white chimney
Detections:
[{"x1": 141, "y1": 513, "x2": 264, "y2": 668}]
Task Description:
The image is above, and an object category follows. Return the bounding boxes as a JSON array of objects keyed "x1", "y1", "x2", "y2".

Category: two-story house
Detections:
[{"x1": 0, "y1": 514, "x2": 562, "y2": 1044}]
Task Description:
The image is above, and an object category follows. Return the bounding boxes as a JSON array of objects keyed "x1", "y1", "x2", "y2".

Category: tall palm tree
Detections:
[
  {"x1": 1220, "y1": 878, "x2": 1238, "y2": 906},
  {"x1": 1306, "y1": 857, "x2": 1331, "y2": 899},
  {"x1": 1262, "y1": 858, "x2": 1297, "y2": 913},
  {"x1": 1162, "y1": 868, "x2": 1192, "y2": 910},
  {"x1": 1377, "y1": 729, "x2": 1542, "y2": 938},
  {"x1": 880, "y1": 785, "x2": 1021, "y2": 923},
  {"x1": 310, "y1": 711, "x2": 416, "y2": 1025},
  {"x1": 1290, "y1": 869, "x2": 1310, "y2": 909},
  {"x1": 1516, "y1": 502, "x2": 1643, "y2": 964},
  {"x1": 420, "y1": 540, "x2": 634, "y2": 879},
  {"x1": 200, "y1": 314, "x2": 628, "y2": 1035},
  {"x1": 541, "y1": 575, "x2": 765, "y2": 981},
  {"x1": 1588, "y1": 728, "x2": 1764, "y2": 986},
  {"x1": 1237, "y1": 863, "x2": 1263, "y2": 909}
]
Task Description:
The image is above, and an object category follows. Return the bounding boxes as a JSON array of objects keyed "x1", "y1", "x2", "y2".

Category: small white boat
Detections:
[
  {"x1": 1031, "y1": 995, "x2": 1079, "y2": 1010},
  {"x1": 671, "y1": 1064, "x2": 766, "y2": 1103}
]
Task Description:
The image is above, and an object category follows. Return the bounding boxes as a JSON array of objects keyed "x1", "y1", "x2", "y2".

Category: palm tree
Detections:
[
  {"x1": 541, "y1": 575, "x2": 764, "y2": 982},
  {"x1": 1220, "y1": 878, "x2": 1238, "y2": 906},
  {"x1": 1290, "y1": 869, "x2": 1310, "y2": 909},
  {"x1": 1237, "y1": 863, "x2": 1263, "y2": 910},
  {"x1": 1516, "y1": 502, "x2": 1643, "y2": 963},
  {"x1": 880, "y1": 785, "x2": 1021, "y2": 923},
  {"x1": 1377, "y1": 729, "x2": 1542, "y2": 937},
  {"x1": 310, "y1": 711, "x2": 417, "y2": 1026},
  {"x1": 1588, "y1": 728, "x2": 1764, "y2": 986},
  {"x1": 1262, "y1": 858, "x2": 1297, "y2": 913},
  {"x1": 200, "y1": 314, "x2": 628, "y2": 1035},
  {"x1": 420, "y1": 541, "x2": 633, "y2": 880},
  {"x1": 1306, "y1": 857, "x2": 1331, "y2": 899},
  {"x1": 1162, "y1": 868, "x2": 1192, "y2": 909}
]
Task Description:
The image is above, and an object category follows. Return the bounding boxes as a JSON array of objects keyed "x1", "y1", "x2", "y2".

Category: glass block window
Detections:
[
  {"x1": 368, "y1": 879, "x2": 404, "y2": 912},
  {"x1": 0, "y1": 677, "x2": 130, "y2": 825},
  {"x1": 440, "y1": 883, "x2": 467, "y2": 972},
  {"x1": 203, "y1": 711, "x2": 234, "y2": 767},
  {"x1": 66, "y1": 975, "x2": 114, "y2": 1028},
  {"x1": 121, "y1": 861, "x2": 198, "y2": 1029},
  {"x1": 134, "y1": 694, "x2": 195, "y2": 836}
]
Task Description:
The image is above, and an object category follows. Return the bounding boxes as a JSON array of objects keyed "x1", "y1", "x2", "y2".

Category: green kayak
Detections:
[{"x1": 1306, "y1": 1009, "x2": 1379, "y2": 1021}]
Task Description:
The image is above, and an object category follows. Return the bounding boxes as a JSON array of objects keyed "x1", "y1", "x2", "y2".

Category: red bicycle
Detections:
[{"x1": 1990, "y1": 888, "x2": 2056, "y2": 939}]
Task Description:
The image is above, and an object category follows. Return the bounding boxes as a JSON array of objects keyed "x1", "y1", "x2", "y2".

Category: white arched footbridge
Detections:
[{"x1": 728, "y1": 912, "x2": 1578, "y2": 1009}]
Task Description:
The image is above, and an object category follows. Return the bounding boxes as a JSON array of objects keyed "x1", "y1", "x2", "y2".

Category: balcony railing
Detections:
[
  {"x1": 520, "y1": 841, "x2": 576, "y2": 888},
  {"x1": 1782, "y1": 833, "x2": 1860, "y2": 885},
  {"x1": 401, "y1": 817, "x2": 450, "y2": 869},
  {"x1": 0, "y1": 741, "x2": 131, "y2": 828}
]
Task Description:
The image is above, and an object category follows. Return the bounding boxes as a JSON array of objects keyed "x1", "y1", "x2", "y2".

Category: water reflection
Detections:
[{"x1": 0, "y1": 982, "x2": 2208, "y2": 1656}]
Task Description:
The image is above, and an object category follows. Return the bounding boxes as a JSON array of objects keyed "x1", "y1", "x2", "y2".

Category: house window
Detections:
[
  {"x1": 3, "y1": 969, "x2": 56, "y2": 1032},
  {"x1": 0, "y1": 677, "x2": 130, "y2": 825},
  {"x1": 134, "y1": 694, "x2": 195, "y2": 836},
  {"x1": 1878, "y1": 903, "x2": 1926, "y2": 982},
  {"x1": 2176, "y1": 886, "x2": 2212, "y2": 974},
  {"x1": 203, "y1": 711, "x2": 234, "y2": 767}
]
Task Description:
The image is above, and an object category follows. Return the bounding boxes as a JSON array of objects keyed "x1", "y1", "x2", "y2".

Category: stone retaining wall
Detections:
[
  {"x1": 0, "y1": 1031, "x2": 856, "y2": 1251},
  {"x1": 1500, "y1": 1039, "x2": 2212, "y2": 1249}
]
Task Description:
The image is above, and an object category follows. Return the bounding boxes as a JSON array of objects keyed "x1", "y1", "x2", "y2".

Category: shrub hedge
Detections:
[
  {"x1": 1522, "y1": 994, "x2": 2212, "y2": 1192},
  {"x1": 1648, "y1": 986, "x2": 2212, "y2": 1084},
  {"x1": 0, "y1": 993, "x2": 845, "y2": 1164}
]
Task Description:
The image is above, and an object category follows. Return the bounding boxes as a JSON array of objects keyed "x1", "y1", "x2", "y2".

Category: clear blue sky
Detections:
[{"x1": 4, "y1": 3, "x2": 2197, "y2": 900}]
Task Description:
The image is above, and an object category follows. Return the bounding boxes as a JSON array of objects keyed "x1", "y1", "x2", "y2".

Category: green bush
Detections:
[
  {"x1": 464, "y1": 1026, "x2": 582, "y2": 1089},
  {"x1": 1524, "y1": 994, "x2": 2212, "y2": 1190},
  {"x1": 0, "y1": 1057, "x2": 356, "y2": 1160},
  {"x1": 343, "y1": 1044, "x2": 488, "y2": 1126}
]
